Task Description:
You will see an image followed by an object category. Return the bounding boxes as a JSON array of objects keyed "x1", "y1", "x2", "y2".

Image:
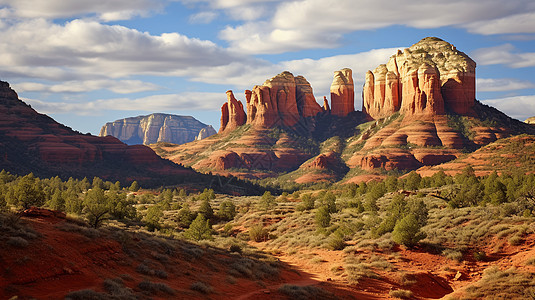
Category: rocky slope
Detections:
[
  {"x1": 153, "y1": 37, "x2": 535, "y2": 183},
  {"x1": 0, "y1": 81, "x2": 194, "y2": 185},
  {"x1": 100, "y1": 113, "x2": 216, "y2": 145}
]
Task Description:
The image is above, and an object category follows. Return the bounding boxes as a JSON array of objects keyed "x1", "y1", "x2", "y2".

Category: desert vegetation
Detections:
[{"x1": 1, "y1": 166, "x2": 535, "y2": 299}]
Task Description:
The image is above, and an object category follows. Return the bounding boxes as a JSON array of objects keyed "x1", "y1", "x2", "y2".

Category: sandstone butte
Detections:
[
  {"x1": 363, "y1": 37, "x2": 475, "y2": 119},
  {"x1": 219, "y1": 71, "x2": 325, "y2": 132},
  {"x1": 0, "y1": 81, "x2": 192, "y2": 184},
  {"x1": 152, "y1": 37, "x2": 534, "y2": 183},
  {"x1": 100, "y1": 113, "x2": 215, "y2": 145}
]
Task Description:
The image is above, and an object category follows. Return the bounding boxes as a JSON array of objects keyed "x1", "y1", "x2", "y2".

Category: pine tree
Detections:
[{"x1": 184, "y1": 214, "x2": 212, "y2": 241}]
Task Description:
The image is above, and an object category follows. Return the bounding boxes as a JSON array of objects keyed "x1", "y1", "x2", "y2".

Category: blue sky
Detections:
[{"x1": 0, "y1": 0, "x2": 534, "y2": 134}]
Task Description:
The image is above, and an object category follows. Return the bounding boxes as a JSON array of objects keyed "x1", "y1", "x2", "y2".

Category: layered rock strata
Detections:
[
  {"x1": 330, "y1": 68, "x2": 355, "y2": 117},
  {"x1": 363, "y1": 37, "x2": 476, "y2": 119},
  {"x1": 219, "y1": 90, "x2": 246, "y2": 134},
  {"x1": 100, "y1": 114, "x2": 214, "y2": 145},
  {"x1": 246, "y1": 71, "x2": 323, "y2": 128},
  {"x1": 0, "y1": 81, "x2": 192, "y2": 183}
]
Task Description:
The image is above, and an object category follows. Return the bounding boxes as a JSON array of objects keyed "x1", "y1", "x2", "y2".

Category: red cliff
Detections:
[
  {"x1": 330, "y1": 68, "x2": 355, "y2": 117},
  {"x1": 363, "y1": 37, "x2": 476, "y2": 119},
  {"x1": 219, "y1": 90, "x2": 246, "y2": 134},
  {"x1": 246, "y1": 71, "x2": 322, "y2": 128}
]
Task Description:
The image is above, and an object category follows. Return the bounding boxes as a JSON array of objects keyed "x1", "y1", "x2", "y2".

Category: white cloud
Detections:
[
  {"x1": 189, "y1": 11, "x2": 218, "y2": 23},
  {"x1": 0, "y1": 19, "x2": 241, "y2": 81},
  {"x1": 471, "y1": 44, "x2": 535, "y2": 68},
  {"x1": 13, "y1": 80, "x2": 161, "y2": 94},
  {"x1": 0, "y1": 0, "x2": 164, "y2": 21},
  {"x1": 216, "y1": 0, "x2": 535, "y2": 54},
  {"x1": 464, "y1": 12, "x2": 535, "y2": 35},
  {"x1": 477, "y1": 78, "x2": 535, "y2": 92},
  {"x1": 23, "y1": 92, "x2": 224, "y2": 116},
  {"x1": 483, "y1": 95, "x2": 535, "y2": 121}
]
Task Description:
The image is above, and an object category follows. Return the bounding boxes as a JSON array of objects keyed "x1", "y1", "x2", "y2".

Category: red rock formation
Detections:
[
  {"x1": 219, "y1": 90, "x2": 246, "y2": 134},
  {"x1": 330, "y1": 68, "x2": 354, "y2": 117},
  {"x1": 246, "y1": 71, "x2": 322, "y2": 128},
  {"x1": 0, "y1": 81, "x2": 193, "y2": 183},
  {"x1": 323, "y1": 96, "x2": 330, "y2": 112},
  {"x1": 295, "y1": 76, "x2": 323, "y2": 118},
  {"x1": 363, "y1": 37, "x2": 476, "y2": 119}
]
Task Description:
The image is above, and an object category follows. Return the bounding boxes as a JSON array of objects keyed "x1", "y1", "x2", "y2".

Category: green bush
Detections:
[
  {"x1": 315, "y1": 206, "x2": 331, "y2": 229},
  {"x1": 392, "y1": 213, "x2": 426, "y2": 247},
  {"x1": 184, "y1": 214, "x2": 213, "y2": 241},
  {"x1": 249, "y1": 224, "x2": 269, "y2": 242}
]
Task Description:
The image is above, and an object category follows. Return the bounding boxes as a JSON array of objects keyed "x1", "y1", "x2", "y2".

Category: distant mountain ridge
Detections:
[{"x1": 99, "y1": 113, "x2": 216, "y2": 145}]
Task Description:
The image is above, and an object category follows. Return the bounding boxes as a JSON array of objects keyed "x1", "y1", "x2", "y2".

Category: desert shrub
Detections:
[
  {"x1": 183, "y1": 245, "x2": 204, "y2": 261},
  {"x1": 184, "y1": 213, "x2": 213, "y2": 241},
  {"x1": 389, "y1": 289, "x2": 414, "y2": 299},
  {"x1": 7, "y1": 236, "x2": 29, "y2": 248},
  {"x1": 138, "y1": 280, "x2": 175, "y2": 295},
  {"x1": 259, "y1": 191, "x2": 276, "y2": 211},
  {"x1": 136, "y1": 263, "x2": 154, "y2": 276},
  {"x1": 218, "y1": 200, "x2": 236, "y2": 221},
  {"x1": 103, "y1": 278, "x2": 135, "y2": 297},
  {"x1": 229, "y1": 244, "x2": 242, "y2": 254},
  {"x1": 190, "y1": 281, "x2": 213, "y2": 294},
  {"x1": 249, "y1": 224, "x2": 269, "y2": 242},
  {"x1": 315, "y1": 206, "x2": 331, "y2": 229},
  {"x1": 176, "y1": 206, "x2": 195, "y2": 228},
  {"x1": 442, "y1": 248, "x2": 464, "y2": 262},
  {"x1": 296, "y1": 194, "x2": 315, "y2": 211},
  {"x1": 278, "y1": 284, "x2": 334, "y2": 300},
  {"x1": 144, "y1": 205, "x2": 163, "y2": 231},
  {"x1": 473, "y1": 251, "x2": 486, "y2": 261},
  {"x1": 327, "y1": 234, "x2": 345, "y2": 250},
  {"x1": 509, "y1": 233, "x2": 523, "y2": 246},
  {"x1": 64, "y1": 289, "x2": 107, "y2": 300}
]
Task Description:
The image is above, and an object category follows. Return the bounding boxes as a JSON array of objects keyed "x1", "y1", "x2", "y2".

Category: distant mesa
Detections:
[
  {"x1": 0, "y1": 81, "x2": 194, "y2": 184},
  {"x1": 99, "y1": 113, "x2": 216, "y2": 145}
]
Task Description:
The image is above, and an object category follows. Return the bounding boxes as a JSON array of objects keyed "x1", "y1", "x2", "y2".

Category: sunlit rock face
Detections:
[
  {"x1": 100, "y1": 113, "x2": 214, "y2": 145},
  {"x1": 330, "y1": 68, "x2": 355, "y2": 117},
  {"x1": 363, "y1": 37, "x2": 476, "y2": 119}
]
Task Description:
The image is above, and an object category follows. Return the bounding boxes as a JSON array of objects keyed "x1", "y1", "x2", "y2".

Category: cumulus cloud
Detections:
[
  {"x1": 13, "y1": 80, "x2": 161, "y2": 94},
  {"x1": 471, "y1": 44, "x2": 535, "y2": 68},
  {"x1": 217, "y1": 0, "x2": 535, "y2": 54},
  {"x1": 24, "y1": 92, "x2": 224, "y2": 116},
  {"x1": 464, "y1": 12, "x2": 535, "y2": 35},
  {"x1": 0, "y1": 0, "x2": 164, "y2": 21},
  {"x1": 482, "y1": 95, "x2": 535, "y2": 121},
  {"x1": 0, "y1": 19, "x2": 241, "y2": 81},
  {"x1": 477, "y1": 78, "x2": 535, "y2": 92}
]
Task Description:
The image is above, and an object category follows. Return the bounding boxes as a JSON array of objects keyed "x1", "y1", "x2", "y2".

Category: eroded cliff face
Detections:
[
  {"x1": 100, "y1": 114, "x2": 214, "y2": 145},
  {"x1": 330, "y1": 68, "x2": 355, "y2": 117},
  {"x1": 363, "y1": 37, "x2": 476, "y2": 119},
  {"x1": 219, "y1": 90, "x2": 247, "y2": 134},
  {"x1": 246, "y1": 71, "x2": 323, "y2": 128}
]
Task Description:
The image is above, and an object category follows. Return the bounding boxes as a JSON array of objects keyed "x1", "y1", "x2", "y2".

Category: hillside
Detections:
[
  {"x1": 0, "y1": 81, "x2": 196, "y2": 186},
  {"x1": 100, "y1": 113, "x2": 216, "y2": 145},
  {"x1": 153, "y1": 37, "x2": 535, "y2": 185}
]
